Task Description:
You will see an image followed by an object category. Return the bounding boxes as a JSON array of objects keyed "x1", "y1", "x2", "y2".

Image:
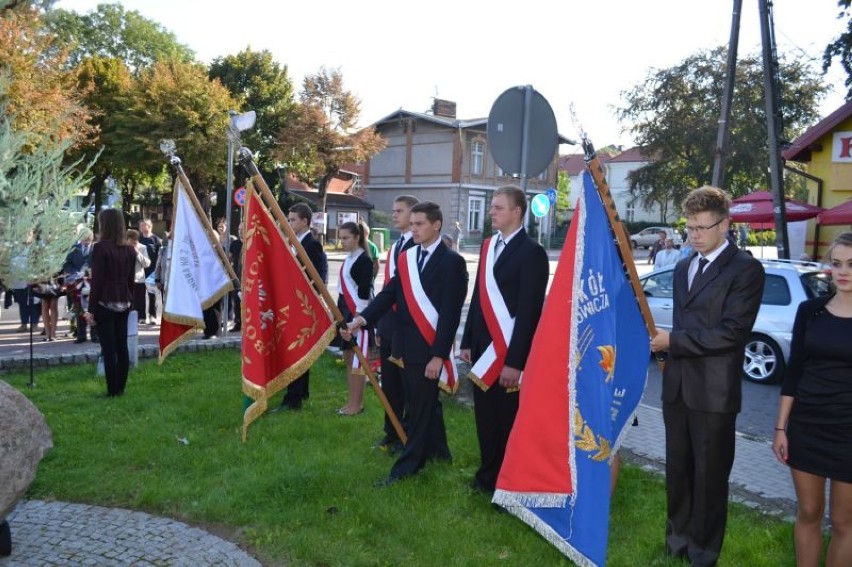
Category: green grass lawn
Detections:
[{"x1": 6, "y1": 350, "x2": 796, "y2": 566}]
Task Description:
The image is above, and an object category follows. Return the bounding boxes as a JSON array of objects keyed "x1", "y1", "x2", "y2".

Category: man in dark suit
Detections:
[
  {"x1": 346, "y1": 201, "x2": 468, "y2": 485},
  {"x1": 374, "y1": 195, "x2": 419, "y2": 454},
  {"x1": 275, "y1": 203, "x2": 328, "y2": 411},
  {"x1": 460, "y1": 185, "x2": 549, "y2": 494},
  {"x1": 651, "y1": 186, "x2": 764, "y2": 567}
]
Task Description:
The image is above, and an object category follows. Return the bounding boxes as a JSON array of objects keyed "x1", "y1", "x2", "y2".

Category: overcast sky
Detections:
[{"x1": 56, "y1": 0, "x2": 850, "y2": 151}]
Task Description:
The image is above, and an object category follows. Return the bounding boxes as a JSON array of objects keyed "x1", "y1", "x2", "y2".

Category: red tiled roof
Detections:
[
  {"x1": 558, "y1": 152, "x2": 615, "y2": 175},
  {"x1": 608, "y1": 146, "x2": 650, "y2": 163},
  {"x1": 783, "y1": 100, "x2": 852, "y2": 162},
  {"x1": 284, "y1": 170, "x2": 359, "y2": 194}
]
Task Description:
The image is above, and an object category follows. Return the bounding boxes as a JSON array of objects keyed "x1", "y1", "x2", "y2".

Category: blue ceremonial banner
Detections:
[{"x1": 493, "y1": 171, "x2": 650, "y2": 566}]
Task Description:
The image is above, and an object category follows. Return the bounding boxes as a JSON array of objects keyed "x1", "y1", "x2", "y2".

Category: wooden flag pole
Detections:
[
  {"x1": 238, "y1": 148, "x2": 408, "y2": 445},
  {"x1": 581, "y1": 137, "x2": 663, "y2": 367},
  {"x1": 168, "y1": 155, "x2": 239, "y2": 283}
]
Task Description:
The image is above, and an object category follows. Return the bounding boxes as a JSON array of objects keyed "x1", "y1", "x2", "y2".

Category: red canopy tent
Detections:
[
  {"x1": 729, "y1": 191, "x2": 823, "y2": 224},
  {"x1": 818, "y1": 199, "x2": 852, "y2": 225}
]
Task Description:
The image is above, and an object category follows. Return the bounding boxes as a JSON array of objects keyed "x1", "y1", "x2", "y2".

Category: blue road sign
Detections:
[
  {"x1": 546, "y1": 187, "x2": 557, "y2": 204},
  {"x1": 531, "y1": 193, "x2": 551, "y2": 218}
]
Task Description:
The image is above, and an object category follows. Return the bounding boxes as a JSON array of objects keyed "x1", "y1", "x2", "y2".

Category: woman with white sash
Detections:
[{"x1": 336, "y1": 221, "x2": 374, "y2": 416}]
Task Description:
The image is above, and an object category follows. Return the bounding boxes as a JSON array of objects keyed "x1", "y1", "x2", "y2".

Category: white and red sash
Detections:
[
  {"x1": 469, "y1": 236, "x2": 515, "y2": 391},
  {"x1": 398, "y1": 247, "x2": 458, "y2": 394},
  {"x1": 339, "y1": 251, "x2": 369, "y2": 372}
]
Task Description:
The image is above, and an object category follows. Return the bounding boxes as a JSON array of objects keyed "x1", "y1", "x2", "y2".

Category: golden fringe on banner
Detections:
[{"x1": 241, "y1": 325, "x2": 335, "y2": 441}]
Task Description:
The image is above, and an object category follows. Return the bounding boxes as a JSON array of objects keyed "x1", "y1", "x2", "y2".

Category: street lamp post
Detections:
[{"x1": 223, "y1": 110, "x2": 255, "y2": 334}]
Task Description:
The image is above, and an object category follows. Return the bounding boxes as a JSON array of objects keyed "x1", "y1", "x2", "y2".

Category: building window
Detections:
[
  {"x1": 625, "y1": 205, "x2": 635, "y2": 222},
  {"x1": 471, "y1": 140, "x2": 484, "y2": 176},
  {"x1": 468, "y1": 196, "x2": 485, "y2": 231}
]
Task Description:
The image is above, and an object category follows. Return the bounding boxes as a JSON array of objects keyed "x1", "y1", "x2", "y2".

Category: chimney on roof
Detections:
[{"x1": 432, "y1": 99, "x2": 456, "y2": 119}]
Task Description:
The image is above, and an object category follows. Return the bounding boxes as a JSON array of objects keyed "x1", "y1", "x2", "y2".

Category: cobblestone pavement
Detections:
[{"x1": 0, "y1": 501, "x2": 260, "y2": 566}]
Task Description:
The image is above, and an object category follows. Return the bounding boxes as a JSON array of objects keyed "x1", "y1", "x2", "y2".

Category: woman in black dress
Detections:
[
  {"x1": 773, "y1": 231, "x2": 852, "y2": 567},
  {"x1": 336, "y1": 221, "x2": 373, "y2": 416}
]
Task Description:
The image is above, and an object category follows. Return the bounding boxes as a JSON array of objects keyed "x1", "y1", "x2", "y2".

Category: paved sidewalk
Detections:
[
  {"x1": 0, "y1": 501, "x2": 260, "y2": 567},
  {"x1": 622, "y1": 404, "x2": 797, "y2": 519}
]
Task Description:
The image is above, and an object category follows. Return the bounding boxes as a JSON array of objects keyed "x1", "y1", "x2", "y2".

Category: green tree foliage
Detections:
[
  {"x1": 274, "y1": 67, "x2": 385, "y2": 213},
  {"x1": 555, "y1": 170, "x2": 571, "y2": 213},
  {"x1": 617, "y1": 47, "x2": 826, "y2": 216},
  {"x1": 824, "y1": 0, "x2": 852, "y2": 99},
  {"x1": 112, "y1": 59, "x2": 239, "y2": 193},
  {"x1": 208, "y1": 48, "x2": 297, "y2": 173},
  {"x1": 0, "y1": 79, "x2": 92, "y2": 285},
  {"x1": 46, "y1": 3, "x2": 194, "y2": 72}
]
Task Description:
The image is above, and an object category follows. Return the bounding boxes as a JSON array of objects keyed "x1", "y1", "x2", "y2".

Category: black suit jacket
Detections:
[
  {"x1": 376, "y1": 235, "x2": 417, "y2": 339},
  {"x1": 361, "y1": 241, "x2": 468, "y2": 366},
  {"x1": 662, "y1": 244, "x2": 764, "y2": 413},
  {"x1": 461, "y1": 229, "x2": 549, "y2": 370},
  {"x1": 300, "y1": 232, "x2": 328, "y2": 284}
]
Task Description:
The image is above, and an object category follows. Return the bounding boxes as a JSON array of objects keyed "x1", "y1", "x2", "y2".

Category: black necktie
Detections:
[
  {"x1": 691, "y1": 257, "x2": 709, "y2": 291},
  {"x1": 394, "y1": 236, "x2": 404, "y2": 261},
  {"x1": 417, "y1": 247, "x2": 428, "y2": 272}
]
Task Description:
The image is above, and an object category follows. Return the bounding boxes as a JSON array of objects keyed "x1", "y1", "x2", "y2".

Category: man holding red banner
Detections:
[
  {"x1": 274, "y1": 203, "x2": 329, "y2": 412},
  {"x1": 374, "y1": 195, "x2": 419, "y2": 454},
  {"x1": 345, "y1": 201, "x2": 468, "y2": 486},
  {"x1": 460, "y1": 185, "x2": 549, "y2": 494}
]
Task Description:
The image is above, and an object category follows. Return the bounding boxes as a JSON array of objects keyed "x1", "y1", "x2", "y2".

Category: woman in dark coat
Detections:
[{"x1": 84, "y1": 209, "x2": 137, "y2": 396}]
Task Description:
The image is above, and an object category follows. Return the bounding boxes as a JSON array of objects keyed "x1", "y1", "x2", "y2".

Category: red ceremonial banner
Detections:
[{"x1": 241, "y1": 190, "x2": 334, "y2": 440}]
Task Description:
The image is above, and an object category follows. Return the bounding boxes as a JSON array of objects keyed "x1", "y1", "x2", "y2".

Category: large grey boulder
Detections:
[{"x1": 0, "y1": 380, "x2": 53, "y2": 521}]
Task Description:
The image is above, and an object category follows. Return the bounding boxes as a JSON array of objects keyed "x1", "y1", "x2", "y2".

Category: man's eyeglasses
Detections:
[{"x1": 684, "y1": 218, "x2": 724, "y2": 235}]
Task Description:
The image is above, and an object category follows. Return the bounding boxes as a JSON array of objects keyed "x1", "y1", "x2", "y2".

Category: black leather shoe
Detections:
[
  {"x1": 269, "y1": 401, "x2": 302, "y2": 414},
  {"x1": 470, "y1": 479, "x2": 494, "y2": 494},
  {"x1": 74, "y1": 337, "x2": 87, "y2": 344},
  {"x1": 374, "y1": 475, "x2": 401, "y2": 488}
]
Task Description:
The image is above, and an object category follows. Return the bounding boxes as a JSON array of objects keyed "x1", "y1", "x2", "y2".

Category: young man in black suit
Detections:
[
  {"x1": 651, "y1": 186, "x2": 764, "y2": 567},
  {"x1": 374, "y1": 195, "x2": 419, "y2": 454},
  {"x1": 345, "y1": 201, "x2": 468, "y2": 485},
  {"x1": 460, "y1": 185, "x2": 549, "y2": 494},
  {"x1": 275, "y1": 203, "x2": 329, "y2": 412}
]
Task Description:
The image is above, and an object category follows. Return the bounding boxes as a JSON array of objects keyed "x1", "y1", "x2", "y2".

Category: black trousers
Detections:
[
  {"x1": 232, "y1": 290, "x2": 241, "y2": 326},
  {"x1": 663, "y1": 396, "x2": 737, "y2": 567},
  {"x1": 472, "y1": 383, "x2": 519, "y2": 491},
  {"x1": 95, "y1": 306, "x2": 130, "y2": 396},
  {"x1": 146, "y1": 291, "x2": 157, "y2": 319},
  {"x1": 132, "y1": 282, "x2": 146, "y2": 322},
  {"x1": 202, "y1": 304, "x2": 221, "y2": 337},
  {"x1": 380, "y1": 338, "x2": 406, "y2": 443},
  {"x1": 282, "y1": 371, "x2": 309, "y2": 406},
  {"x1": 389, "y1": 363, "x2": 450, "y2": 479}
]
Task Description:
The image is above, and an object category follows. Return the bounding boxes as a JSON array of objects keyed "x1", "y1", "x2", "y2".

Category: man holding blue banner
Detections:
[
  {"x1": 493, "y1": 172, "x2": 649, "y2": 567},
  {"x1": 460, "y1": 185, "x2": 549, "y2": 495},
  {"x1": 651, "y1": 186, "x2": 763, "y2": 567}
]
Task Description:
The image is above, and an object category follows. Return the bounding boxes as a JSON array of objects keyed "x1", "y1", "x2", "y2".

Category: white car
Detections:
[
  {"x1": 630, "y1": 227, "x2": 683, "y2": 249},
  {"x1": 640, "y1": 259, "x2": 834, "y2": 384}
]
